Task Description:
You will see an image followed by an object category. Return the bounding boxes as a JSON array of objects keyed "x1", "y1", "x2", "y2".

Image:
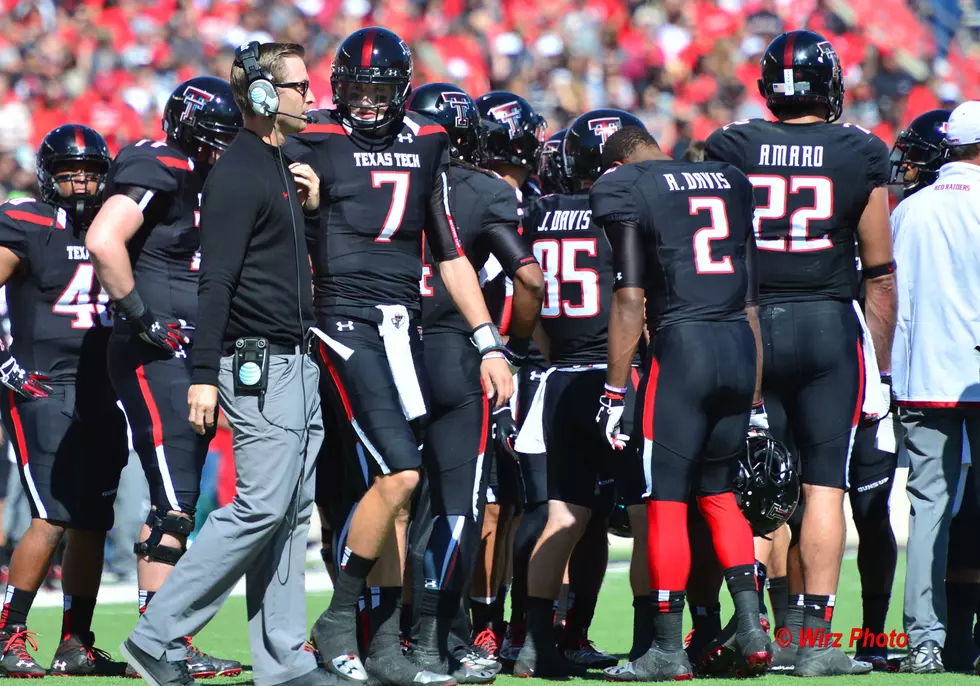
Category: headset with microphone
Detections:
[{"x1": 234, "y1": 41, "x2": 312, "y2": 123}]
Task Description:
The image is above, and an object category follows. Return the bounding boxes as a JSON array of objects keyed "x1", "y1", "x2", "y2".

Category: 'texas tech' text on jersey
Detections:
[
  {"x1": 705, "y1": 119, "x2": 889, "y2": 304},
  {"x1": 286, "y1": 110, "x2": 462, "y2": 319}
]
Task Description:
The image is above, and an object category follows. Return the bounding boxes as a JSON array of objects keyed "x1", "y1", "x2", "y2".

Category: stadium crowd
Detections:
[
  {"x1": 1, "y1": 0, "x2": 980, "y2": 684},
  {"x1": 1, "y1": 0, "x2": 979, "y2": 203}
]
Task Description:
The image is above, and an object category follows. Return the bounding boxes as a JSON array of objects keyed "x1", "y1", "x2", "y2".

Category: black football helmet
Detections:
[
  {"x1": 758, "y1": 30, "x2": 844, "y2": 123},
  {"x1": 889, "y1": 109, "x2": 951, "y2": 195},
  {"x1": 332, "y1": 27, "x2": 413, "y2": 133},
  {"x1": 36, "y1": 124, "x2": 111, "y2": 225},
  {"x1": 163, "y1": 76, "x2": 242, "y2": 160},
  {"x1": 735, "y1": 432, "x2": 800, "y2": 537},
  {"x1": 406, "y1": 83, "x2": 482, "y2": 164},
  {"x1": 563, "y1": 109, "x2": 646, "y2": 189},
  {"x1": 538, "y1": 128, "x2": 568, "y2": 195},
  {"x1": 475, "y1": 91, "x2": 547, "y2": 172}
]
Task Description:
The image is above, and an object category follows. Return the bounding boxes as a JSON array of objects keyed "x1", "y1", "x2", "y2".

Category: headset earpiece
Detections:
[{"x1": 234, "y1": 41, "x2": 279, "y2": 117}]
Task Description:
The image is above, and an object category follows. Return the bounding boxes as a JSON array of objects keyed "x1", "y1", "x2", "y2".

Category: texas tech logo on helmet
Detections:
[
  {"x1": 587, "y1": 117, "x2": 622, "y2": 152},
  {"x1": 488, "y1": 101, "x2": 523, "y2": 140},
  {"x1": 441, "y1": 92, "x2": 471, "y2": 128},
  {"x1": 181, "y1": 86, "x2": 215, "y2": 125}
]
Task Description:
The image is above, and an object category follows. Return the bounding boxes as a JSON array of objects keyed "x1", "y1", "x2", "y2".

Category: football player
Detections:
[
  {"x1": 889, "y1": 109, "x2": 952, "y2": 198},
  {"x1": 86, "y1": 77, "x2": 242, "y2": 678},
  {"x1": 289, "y1": 28, "x2": 514, "y2": 686},
  {"x1": 593, "y1": 125, "x2": 771, "y2": 682},
  {"x1": 704, "y1": 30, "x2": 896, "y2": 676},
  {"x1": 469, "y1": 91, "x2": 547, "y2": 658},
  {"x1": 0, "y1": 125, "x2": 128, "y2": 677},
  {"x1": 511, "y1": 109, "x2": 645, "y2": 678},
  {"x1": 405, "y1": 81, "x2": 544, "y2": 682}
]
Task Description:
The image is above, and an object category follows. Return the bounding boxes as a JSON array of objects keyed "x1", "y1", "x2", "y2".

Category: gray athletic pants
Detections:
[
  {"x1": 902, "y1": 406, "x2": 980, "y2": 648},
  {"x1": 130, "y1": 350, "x2": 323, "y2": 686}
]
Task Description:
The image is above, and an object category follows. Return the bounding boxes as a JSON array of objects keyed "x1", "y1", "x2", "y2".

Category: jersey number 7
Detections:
[{"x1": 373, "y1": 171, "x2": 411, "y2": 243}]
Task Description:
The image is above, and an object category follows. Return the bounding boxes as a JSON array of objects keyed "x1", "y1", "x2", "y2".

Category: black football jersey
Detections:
[
  {"x1": 523, "y1": 192, "x2": 611, "y2": 366},
  {"x1": 705, "y1": 119, "x2": 889, "y2": 303},
  {"x1": 104, "y1": 139, "x2": 204, "y2": 328},
  {"x1": 590, "y1": 160, "x2": 755, "y2": 331},
  {"x1": 287, "y1": 110, "x2": 463, "y2": 318},
  {"x1": 422, "y1": 165, "x2": 533, "y2": 334},
  {"x1": 0, "y1": 198, "x2": 112, "y2": 383}
]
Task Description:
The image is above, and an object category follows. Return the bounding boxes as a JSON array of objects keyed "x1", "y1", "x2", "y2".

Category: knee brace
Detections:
[{"x1": 134, "y1": 510, "x2": 194, "y2": 565}]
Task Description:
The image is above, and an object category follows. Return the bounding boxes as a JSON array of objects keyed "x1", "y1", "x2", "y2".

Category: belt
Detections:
[
  {"x1": 267, "y1": 331, "x2": 317, "y2": 356},
  {"x1": 267, "y1": 343, "x2": 299, "y2": 355}
]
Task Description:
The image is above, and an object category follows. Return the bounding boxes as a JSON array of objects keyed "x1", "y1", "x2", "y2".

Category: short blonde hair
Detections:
[{"x1": 230, "y1": 42, "x2": 306, "y2": 115}]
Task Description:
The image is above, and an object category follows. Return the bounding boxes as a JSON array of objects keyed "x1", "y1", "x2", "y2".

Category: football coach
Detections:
[{"x1": 121, "y1": 42, "x2": 338, "y2": 686}]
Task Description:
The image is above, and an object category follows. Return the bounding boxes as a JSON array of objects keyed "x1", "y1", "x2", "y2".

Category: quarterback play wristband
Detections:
[{"x1": 471, "y1": 323, "x2": 506, "y2": 355}]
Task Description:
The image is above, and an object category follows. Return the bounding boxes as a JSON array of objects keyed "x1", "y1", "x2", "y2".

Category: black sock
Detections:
[
  {"x1": 768, "y1": 577, "x2": 789, "y2": 631},
  {"x1": 783, "y1": 595, "x2": 804, "y2": 646},
  {"x1": 725, "y1": 564, "x2": 761, "y2": 634},
  {"x1": 365, "y1": 586, "x2": 403, "y2": 656},
  {"x1": 946, "y1": 582, "x2": 980, "y2": 656},
  {"x1": 800, "y1": 593, "x2": 835, "y2": 636},
  {"x1": 0, "y1": 587, "x2": 36, "y2": 629},
  {"x1": 566, "y1": 590, "x2": 599, "y2": 643},
  {"x1": 492, "y1": 585, "x2": 508, "y2": 630},
  {"x1": 61, "y1": 595, "x2": 96, "y2": 640},
  {"x1": 689, "y1": 603, "x2": 721, "y2": 644},
  {"x1": 631, "y1": 596, "x2": 654, "y2": 659},
  {"x1": 755, "y1": 562, "x2": 769, "y2": 618},
  {"x1": 555, "y1": 584, "x2": 571, "y2": 627},
  {"x1": 329, "y1": 549, "x2": 377, "y2": 614},
  {"x1": 471, "y1": 598, "x2": 493, "y2": 631},
  {"x1": 861, "y1": 592, "x2": 890, "y2": 637},
  {"x1": 651, "y1": 591, "x2": 686, "y2": 651},
  {"x1": 138, "y1": 589, "x2": 155, "y2": 615}
]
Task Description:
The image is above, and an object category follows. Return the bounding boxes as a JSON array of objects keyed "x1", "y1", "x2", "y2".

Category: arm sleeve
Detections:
[
  {"x1": 485, "y1": 223, "x2": 537, "y2": 278},
  {"x1": 426, "y1": 140, "x2": 464, "y2": 262},
  {"x1": 190, "y1": 163, "x2": 264, "y2": 386},
  {"x1": 745, "y1": 231, "x2": 759, "y2": 306},
  {"x1": 605, "y1": 221, "x2": 645, "y2": 290},
  {"x1": 0, "y1": 205, "x2": 34, "y2": 262}
]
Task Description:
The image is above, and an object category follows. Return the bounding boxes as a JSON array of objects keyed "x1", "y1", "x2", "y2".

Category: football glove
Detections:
[
  {"x1": 135, "y1": 310, "x2": 191, "y2": 355},
  {"x1": 597, "y1": 383, "x2": 630, "y2": 451},
  {"x1": 492, "y1": 407, "x2": 520, "y2": 463},
  {"x1": 0, "y1": 356, "x2": 53, "y2": 400}
]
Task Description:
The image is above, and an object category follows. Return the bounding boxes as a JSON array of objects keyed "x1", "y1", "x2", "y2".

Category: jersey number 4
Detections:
[
  {"x1": 53, "y1": 264, "x2": 110, "y2": 329},
  {"x1": 748, "y1": 175, "x2": 833, "y2": 252},
  {"x1": 533, "y1": 238, "x2": 599, "y2": 318}
]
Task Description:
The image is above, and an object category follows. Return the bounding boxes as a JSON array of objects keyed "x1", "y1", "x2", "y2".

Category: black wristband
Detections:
[
  {"x1": 114, "y1": 288, "x2": 147, "y2": 320},
  {"x1": 863, "y1": 261, "x2": 896, "y2": 280}
]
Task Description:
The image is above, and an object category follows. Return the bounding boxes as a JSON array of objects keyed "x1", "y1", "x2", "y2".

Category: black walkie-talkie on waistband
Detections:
[{"x1": 233, "y1": 337, "x2": 271, "y2": 409}]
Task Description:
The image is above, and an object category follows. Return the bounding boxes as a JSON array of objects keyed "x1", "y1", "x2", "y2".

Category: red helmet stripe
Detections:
[
  {"x1": 74, "y1": 126, "x2": 85, "y2": 150},
  {"x1": 783, "y1": 32, "x2": 796, "y2": 68},
  {"x1": 361, "y1": 29, "x2": 376, "y2": 68}
]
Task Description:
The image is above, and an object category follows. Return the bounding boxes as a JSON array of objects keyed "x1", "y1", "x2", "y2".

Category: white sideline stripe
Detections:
[{"x1": 30, "y1": 571, "x2": 336, "y2": 608}]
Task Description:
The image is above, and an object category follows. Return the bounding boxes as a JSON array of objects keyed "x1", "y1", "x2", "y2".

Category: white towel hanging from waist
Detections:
[
  {"x1": 513, "y1": 364, "x2": 607, "y2": 454},
  {"x1": 376, "y1": 305, "x2": 426, "y2": 421},
  {"x1": 852, "y1": 301, "x2": 889, "y2": 422}
]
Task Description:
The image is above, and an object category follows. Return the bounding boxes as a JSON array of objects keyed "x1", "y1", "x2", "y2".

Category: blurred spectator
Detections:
[{"x1": 0, "y1": 0, "x2": 976, "y2": 206}]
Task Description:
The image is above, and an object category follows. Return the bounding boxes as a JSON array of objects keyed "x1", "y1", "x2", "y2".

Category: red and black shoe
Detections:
[
  {"x1": 0, "y1": 625, "x2": 45, "y2": 678},
  {"x1": 184, "y1": 637, "x2": 242, "y2": 678},
  {"x1": 49, "y1": 632, "x2": 129, "y2": 676}
]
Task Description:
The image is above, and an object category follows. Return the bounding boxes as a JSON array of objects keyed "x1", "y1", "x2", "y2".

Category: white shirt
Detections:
[{"x1": 891, "y1": 161, "x2": 980, "y2": 406}]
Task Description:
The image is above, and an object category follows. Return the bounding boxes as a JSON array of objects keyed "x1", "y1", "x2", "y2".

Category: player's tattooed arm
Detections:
[{"x1": 857, "y1": 186, "x2": 897, "y2": 374}]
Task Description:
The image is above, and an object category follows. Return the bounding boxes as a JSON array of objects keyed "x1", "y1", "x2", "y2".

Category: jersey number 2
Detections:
[
  {"x1": 690, "y1": 197, "x2": 735, "y2": 274},
  {"x1": 53, "y1": 264, "x2": 110, "y2": 329},
  {"x1": 373, "y1": 171, "x2": 411, "y2": 243},
  {"x1": 533, "y1": 238, "x2": 599, "y2": 318}
]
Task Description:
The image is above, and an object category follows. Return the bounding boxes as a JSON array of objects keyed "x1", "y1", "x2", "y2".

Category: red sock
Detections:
[
  {"x1": 646, "y1": 500, "x2": 690, "y2": 591},
  {"x1": 696, "y1": 493, "x2": 754, "y2": 569}
]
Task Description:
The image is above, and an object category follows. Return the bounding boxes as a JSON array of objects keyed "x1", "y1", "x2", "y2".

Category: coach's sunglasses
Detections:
[{"x1": 276, "y1": 80, "x2": 310, "y2": 98}]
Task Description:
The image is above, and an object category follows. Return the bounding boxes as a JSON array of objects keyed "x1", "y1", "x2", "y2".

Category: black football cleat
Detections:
[
  {"x1": 796, "y1": 645, "x2": 873, "y2": 677},
  {"x1": 49, "y1": 633, "x2": 128, "y2": 676},
  {"x1": 562, "y1": 637, "x2": 617, "y2": 669},
  {"x1": 310, "y1": 611, "x2": 369, "y2": 684},
  {"x1": 603, "y1": 645, "x2": 693, "y2": 682},
  {"x1": 0, "y1": 625, "x2": 46, "y2": 678},
  {"x1": 512, "y1": 643, "x2": 587, "y2": 679},
  {"x1": 183, "y1": 638, "x2": 242, "y2": 678}
]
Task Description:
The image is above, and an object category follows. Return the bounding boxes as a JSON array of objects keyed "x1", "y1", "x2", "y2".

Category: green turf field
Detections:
[{"x1": 17, "y1": 552, "x2": 976, "y2": 685}]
